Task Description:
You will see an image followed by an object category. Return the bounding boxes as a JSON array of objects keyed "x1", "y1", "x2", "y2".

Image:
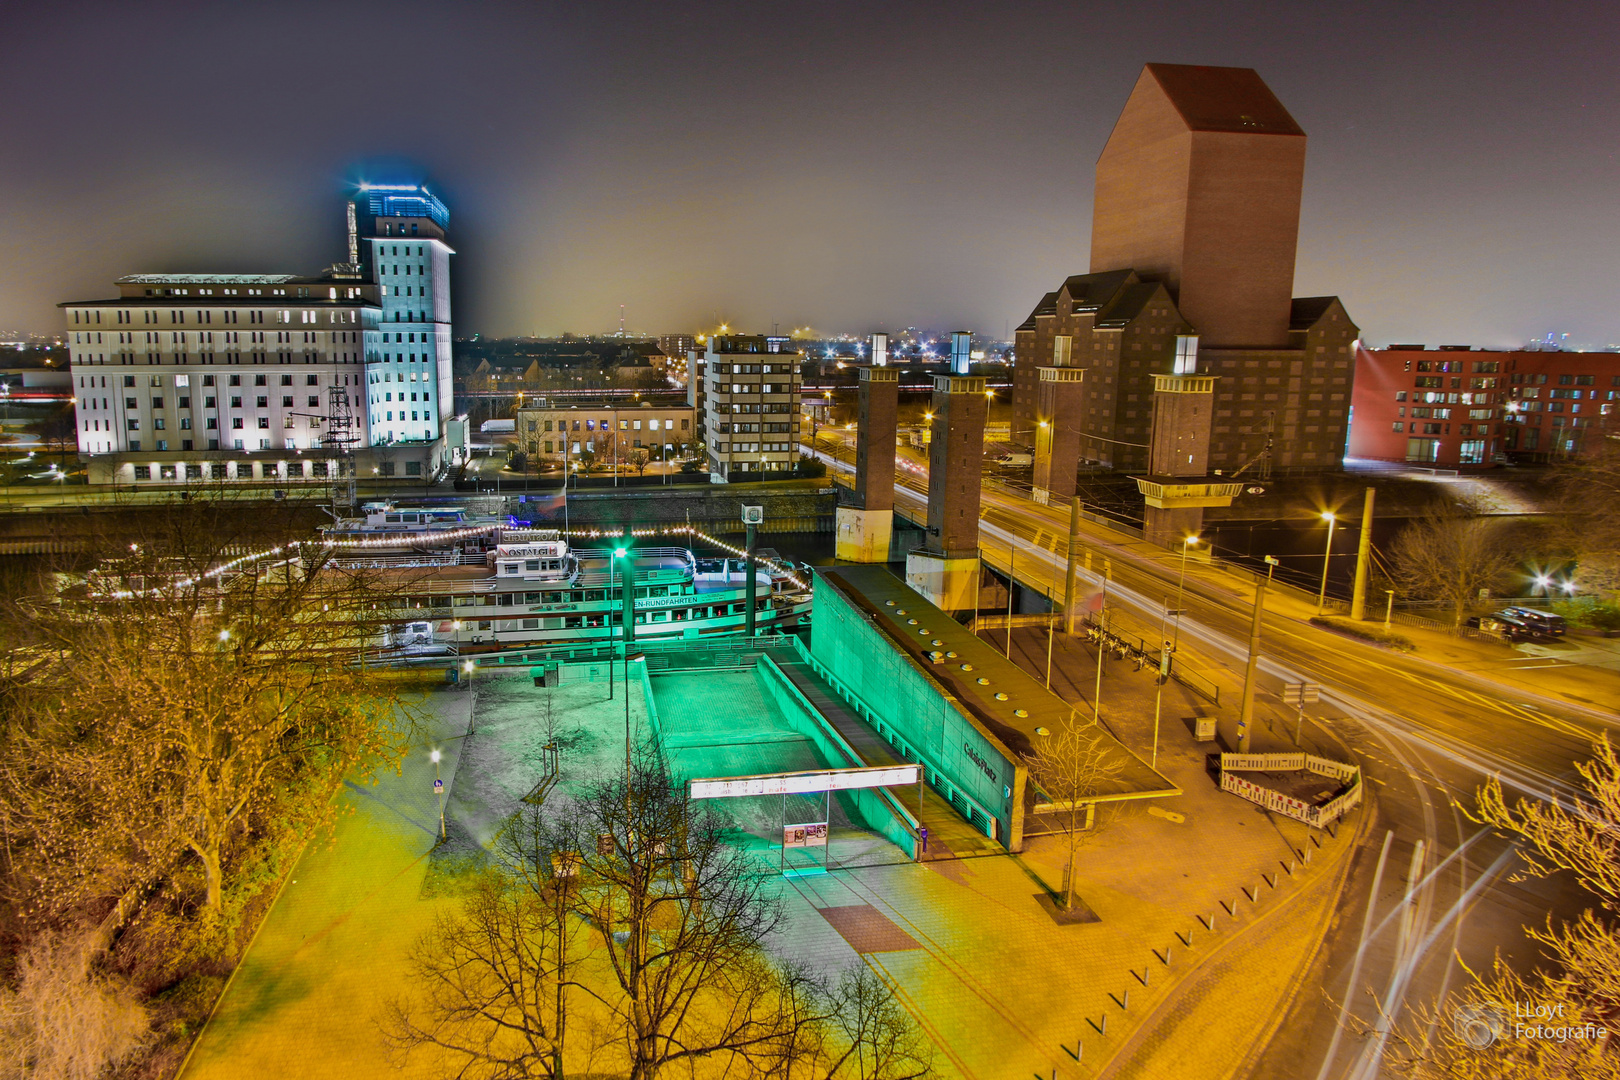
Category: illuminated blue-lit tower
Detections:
[{"x1": 353, "y1": 183, "x2": 454, "y2": 446}]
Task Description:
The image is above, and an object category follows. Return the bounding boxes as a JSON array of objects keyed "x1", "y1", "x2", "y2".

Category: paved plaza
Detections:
[{"x1": 180, "y1": 657, "x2": 1361, "y2": 1079}]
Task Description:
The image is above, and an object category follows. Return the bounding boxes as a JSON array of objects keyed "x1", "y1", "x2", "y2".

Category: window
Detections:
[
  {"x1": 258, "y1": 417, "x2": 270, "y2": 429},
  {"x1": 133, "y1": 465, "x2": 151, "y2": 480},
  {"x1": 1391, "y1": 422, "x2": 1405, "y2": 433},
  {"x1": 281, "y1": 396, "x2": 293, "y2": 407}
]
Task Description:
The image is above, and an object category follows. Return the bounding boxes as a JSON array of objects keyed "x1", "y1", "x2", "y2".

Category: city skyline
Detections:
[{"x1": 3, "y1": 1, "x2": 1618, "y2": 348}]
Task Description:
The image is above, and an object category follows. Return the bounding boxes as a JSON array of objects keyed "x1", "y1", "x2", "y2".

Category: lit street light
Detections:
[
  {"x1": 1171, "y1": 535, "x2": 1199, "y2": 652},
  {"x1": 1317, "y1": 511, "x2": 1337, "y2": 615}
]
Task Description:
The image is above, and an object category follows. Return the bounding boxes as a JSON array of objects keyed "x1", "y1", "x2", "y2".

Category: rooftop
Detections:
[
  {"x1": 816, "y1": 565, "x2": 1180, "y2": 804},
  {"x1": 1144, "y1": 63, "x2": 1305, "y2": 137},
  {"x1": 115, "y1": 274, "x2": 298, "y2": 285}
]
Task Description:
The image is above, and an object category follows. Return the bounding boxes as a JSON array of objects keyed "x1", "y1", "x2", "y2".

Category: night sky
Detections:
[{"x1": 2, "y1": 1, "x2": 1616, "y2": 348}]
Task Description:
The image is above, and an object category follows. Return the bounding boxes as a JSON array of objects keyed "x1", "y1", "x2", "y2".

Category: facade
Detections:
[
  {"x1": 65, "y1": 182, "x2": 456, "y2": 485},
  {"x1": 354, "y1": 184, "x2": 455, "y2": 446},
  {"x1": 701, "y1": 335, "x2": 802, "y2": 480},
  {"x1": 515, "y1": 402, "x2": 695, "y2": 464},
  {"x1": 1348, "y1": 346, "x2": 1620, "y2": 467},
  {"x1": 1011, "y1": 64, "x2": 1358, "y2": 527}
]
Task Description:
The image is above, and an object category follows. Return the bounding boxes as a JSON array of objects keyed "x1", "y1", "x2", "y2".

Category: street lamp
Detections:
[
  {"x1": 609, "y1": 546, "x2": 629, "y2": 700},
  {"x1": 431, "y1": 749, "x2": 446, "y2": 839},
  {"x1": 624, "y1": 650, "x2": 645, "y2": 774},
  {"x1": 1317, "y1": 512, "x2": 1337, "y2": 615},
  {"x1": 1171, "y1": 535, "x2": 1199, "y2": 652}
]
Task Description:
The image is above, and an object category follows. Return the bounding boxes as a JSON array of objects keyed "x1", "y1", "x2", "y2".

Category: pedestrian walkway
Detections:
[
  {"x1": 769, "y1": 653, "x2": 1002, "y2": 860},
  {"x1": 180, "y1": 691, "x2": 473, "y2": 1080}
]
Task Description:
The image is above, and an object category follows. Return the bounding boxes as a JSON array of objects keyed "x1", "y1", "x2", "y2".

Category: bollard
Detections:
[
  {"x1": 1064, "y1": 1043, "x2": 1082, "y2": 1062},
  {"x1": 1242, "y1": 885, "x2": 1256, "y2": 902},
  {"x1": 1221, "y1": 898, "x2": 1237, "y2": 916},
  {"x1": 1263, "y1": 872, "x2": 1276, "y2": 889},
  {"x1": 1176, "y1": 930, "x2": 1192, "y2": 947}
]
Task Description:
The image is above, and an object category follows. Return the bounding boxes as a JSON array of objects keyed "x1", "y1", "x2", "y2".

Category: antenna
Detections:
[
  {"x1": 619, "y1": 305, "x2": 626, "y2": 338},
  {"x1": 346, "y1": 200, "x2": 358, "y2": 266}
]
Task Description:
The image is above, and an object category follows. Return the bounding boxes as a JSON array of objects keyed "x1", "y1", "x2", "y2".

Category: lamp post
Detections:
[
  {"x1": 1317, "y1": 512, "x2": 1338, "y2": 615},
  {"x1": 624, "y1": 650, "x2": 645, "y2": 774},
  {"x1": 1172, "y1": 535, "x2": 1199, "y2": 652},
  {"x1": 431, "y1": 749, "x2": 445, "y2": 840}
]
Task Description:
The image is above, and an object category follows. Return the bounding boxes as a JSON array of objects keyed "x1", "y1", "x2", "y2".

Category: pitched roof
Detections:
[
  {"x1": 1015, "y1": 291, "x2": 1059, "y2": 332},
  {"x1": 1289, "y1": 296, "x2": 1339, "y2": 331},
  {"x1": 1057, "y1": 269, "x2": 1136, "y2": 313},
  {"x1": 1144, "y1": 64, "x2": 1304, "y2": 137},
  {"x1": 1094, "y1": 282, "x2": 1164, "y2": 329}
]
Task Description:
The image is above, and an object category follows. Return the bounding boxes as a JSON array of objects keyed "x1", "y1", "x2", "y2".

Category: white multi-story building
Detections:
[
  {"x1": 355, "y1": 184, "x2": 454, "y2": 447},
  {"x1": 702, "y1": 335, "x2": 803, "y2": 481},
  {"x1": 64, "y1": 183, "x2": 457, "y2": 485}
]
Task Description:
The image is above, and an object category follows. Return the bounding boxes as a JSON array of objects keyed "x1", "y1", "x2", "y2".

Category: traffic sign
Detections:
[
  {"x1": 1281, "y1": 683, "x2": 1320, "y2": 707},
  {"x1": 433, "y1": 779, "x2": 444, "y2": 794}
]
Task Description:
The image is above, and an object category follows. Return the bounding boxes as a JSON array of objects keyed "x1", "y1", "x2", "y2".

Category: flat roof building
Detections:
[
  {"x1": 1347, "y1": 345, "x2": 1620, "y2": 467},
  {"x1": 702, "y1": 335, "x2": 802, "y2": 481},
  {"x1": 64, "y1": 182, "x2": 457, "y2": 486}
]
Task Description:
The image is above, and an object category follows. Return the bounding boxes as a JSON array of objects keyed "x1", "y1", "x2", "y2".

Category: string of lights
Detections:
[{"x1": 103, "y1": 520, "x2": 810, "y2": 597}]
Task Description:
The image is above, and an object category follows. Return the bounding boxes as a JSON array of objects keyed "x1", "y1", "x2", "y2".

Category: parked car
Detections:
[
  {"x1": 1500, "y1": 607, "x2": 1567, "y2": 636},
  {"x1": 1466, "y1": 613, "x2": 1537, "y2": 641}
]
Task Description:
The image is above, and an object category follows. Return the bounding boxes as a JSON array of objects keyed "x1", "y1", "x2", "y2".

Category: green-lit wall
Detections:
[{"x1": 808, "y1": 574, "x2": 1023, "y2": 849}]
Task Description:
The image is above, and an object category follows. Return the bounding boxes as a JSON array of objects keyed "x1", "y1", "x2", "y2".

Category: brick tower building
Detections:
[{"x1": 1011, "y1": 64, "x2": 1359, "y2": 544}]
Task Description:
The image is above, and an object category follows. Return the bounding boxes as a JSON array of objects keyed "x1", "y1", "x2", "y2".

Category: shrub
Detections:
[{"x1": 1309, "y1": 617, "x2": 1416, "y2": 652}]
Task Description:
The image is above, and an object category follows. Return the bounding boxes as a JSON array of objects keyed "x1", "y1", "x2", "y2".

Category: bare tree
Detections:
[
  {"x1": 1551, "y1": 434, "x2": 1620, "y2": 595},
  {"x1": 0, "y1": 928, "x2": 148, "y2": 1080},
  {"x1": 1351, "y1": 736, "x2": 1620, "y2": 1079},
  {"x1": 819, "y1": 965, "x2": 937, "y2": 1080},
  {"x1": 555, "y1": 750, "x2": 808, "y2": 1078},
  {"x1": 627, "y1": 448, "x2": 651, "y2": 477},
  {"x1": 0, "y1": 498, "x2": 411, "y2": 928},
  {"x1": 1025, "y1": 715, "x2": 1125, "y2": 912},
  {"x1": 1389, "y1": 499, "x2": 1518, "y2": 625}
]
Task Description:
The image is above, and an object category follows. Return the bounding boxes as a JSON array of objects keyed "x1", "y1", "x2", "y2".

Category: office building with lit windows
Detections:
[
  {"x1": 701, "y1": 335, "x2": 803, "y2": 481},
  {"x1": 1347, "y1": 345, "x2": 1620, "y2": 467},
  {"x1": 64, "y1": 182, "x2": 457, "y2": 485}
]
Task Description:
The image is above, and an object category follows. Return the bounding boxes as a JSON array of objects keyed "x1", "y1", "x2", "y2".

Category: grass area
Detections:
[{"x1": 1309, "y1": 616, "x2": 1416, "y2": 652}]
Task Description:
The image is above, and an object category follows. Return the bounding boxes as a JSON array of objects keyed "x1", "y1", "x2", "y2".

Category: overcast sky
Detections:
[{"x1": 2, "y1": 0, "x2": 1616, "y2": 348}]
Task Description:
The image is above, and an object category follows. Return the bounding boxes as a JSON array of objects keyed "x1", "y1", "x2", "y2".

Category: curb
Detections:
[{"x1": 1088, "y1": 789, "x2": 1372, "y2": 1079}]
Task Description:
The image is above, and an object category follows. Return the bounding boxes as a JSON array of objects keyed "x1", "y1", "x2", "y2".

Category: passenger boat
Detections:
[{"x1": 372, "y1": 529, "x2": 811, "y2": 655}]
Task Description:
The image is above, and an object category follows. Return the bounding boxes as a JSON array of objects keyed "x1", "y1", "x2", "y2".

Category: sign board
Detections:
[
  {"x1": 1281, "y1": 682, "x2": 1321, "y2": 707},
  {"x1": 783, "y1": 823, "x2": 828, "y2": 849},
  {"x1": 689, "y1": 764, "x2": 919, "y2": 800},
  {"x1": 433, "y1": 779, "x2": 444, "y2": 794}
]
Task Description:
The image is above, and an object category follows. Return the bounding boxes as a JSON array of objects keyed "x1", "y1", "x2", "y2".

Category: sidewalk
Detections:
[{"x1": 180, "y1": 690, "x2": 473, "y2": 1080}]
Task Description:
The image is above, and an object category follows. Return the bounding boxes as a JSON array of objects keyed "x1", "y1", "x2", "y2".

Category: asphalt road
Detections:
[{"x1": 812, "y1": 435, "x2": 1616, "y2": 1079}]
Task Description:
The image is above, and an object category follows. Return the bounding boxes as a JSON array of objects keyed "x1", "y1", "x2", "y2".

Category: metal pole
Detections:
[
  {"x1": 1350, "y1": 487, "x2": 1376, "y2": 620},
  {"x1": 1384, "y1": 589, "x2": 1395, "y2": 632},
  {"x1": 1152, "y1": 643, "x2": 1169, "y2": 770},
  {"x1": 1237, "y1": 562, "x2": 1273, "y2": 754},
  {"x1": 1046, "y1": 558, "x2": 1057, "y2": 689},
  {"x1": 1172, "y1": 538, "x2": 1194, "y2": 652},
  {"x1": 1063, "y1": 498, "x2": 1081, "y2": 635},
  {"x1": 608, "y1": 556, "x2": 616, "y2": 701},
  {"x1": 1006, "y1": 545, "x2": 1015, "y2": 659},
  {"x1": 744, "y1": 521, "x2": 757, "y2": 637},
  {"x1": 1317, "y1": 516, "x2": 1337, "y2": 615},
  {"x1": 1091, "y1": 570, "x2": 1109, "y2": 724}
]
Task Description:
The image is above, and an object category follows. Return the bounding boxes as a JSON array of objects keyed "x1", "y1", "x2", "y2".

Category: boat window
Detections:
[
  {"x1": 525, "y1": 592, "x2": 543, "y2": 604},
  {"x1": 385, "y1": 514, "x2": 402, "y2": 523},
  {"x1": 502, "y1": 563, "x2": 520, "y2": 575},
  {"x1": 498, "y1": 594, "x2": 515, "y2": 607},
  {"x1": 525, "y1": 560, "x2": 540, "y2": 571},
  {"x1": 544, "y1": 592, "x2": 565, "y2": 603},
  {"x1": 584, "y1": 590, "x2": 604, "y2": 602}
]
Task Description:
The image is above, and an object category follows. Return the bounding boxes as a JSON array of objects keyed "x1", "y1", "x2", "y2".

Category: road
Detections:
[{"x1": 809, "y1": 433, "x2": 1616, "y2": 1078}]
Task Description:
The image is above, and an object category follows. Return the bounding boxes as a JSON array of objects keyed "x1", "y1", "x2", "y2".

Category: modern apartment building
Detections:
[
  {"x1": 1348, "y1": 345, "x2": 1620, "y2": 467},
  {"x1": 65, "y1": 183, "x2": 456, "y2": 485},
  {"x1": 701, "y1": 335, "x2": 802, "y2": 481}
]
